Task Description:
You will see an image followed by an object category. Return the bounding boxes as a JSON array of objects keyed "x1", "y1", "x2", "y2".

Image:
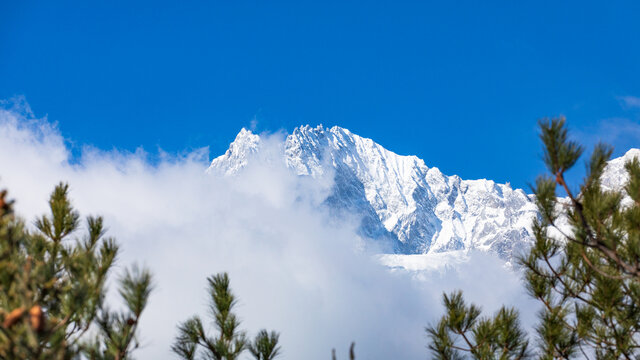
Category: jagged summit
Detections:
[
  {"x1": 207, "y1": 128, "x2": 260, "y2": 175},
  {"x1": 208, "y1": 126, "x2": 639, "y2": 260}
]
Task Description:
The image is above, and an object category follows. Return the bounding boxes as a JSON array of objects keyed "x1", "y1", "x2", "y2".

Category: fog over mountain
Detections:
[
  {"x1": 0, "y1": 102, "x2": 637, "y2": 359},
  {"x1": 209, "y1": 125, "x2": 640, "y2": 263},
  {"x1": 0, "y1": 106, "x2": 536, "y2": 360}
]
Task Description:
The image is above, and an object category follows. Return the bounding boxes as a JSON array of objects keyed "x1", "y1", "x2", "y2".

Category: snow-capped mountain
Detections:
[
  {"x1": 208, "y1": 125, "x2": 639, "y2": 261},
  {"x1": 601, "y1": 148, "x2": 640, "y2": 201}
]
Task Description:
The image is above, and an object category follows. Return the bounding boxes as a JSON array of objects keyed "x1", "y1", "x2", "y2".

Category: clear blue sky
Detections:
[{"x1": 1, "y1": 1, "x2": 639, "y2": 189}]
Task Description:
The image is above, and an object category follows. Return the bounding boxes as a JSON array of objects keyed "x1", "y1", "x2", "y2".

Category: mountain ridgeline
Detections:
[{"x1": 207, "y1": 125, "x2": 640, "y2": 262}]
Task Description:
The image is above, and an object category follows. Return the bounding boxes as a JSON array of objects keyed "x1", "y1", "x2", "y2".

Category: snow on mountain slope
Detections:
[
  {"x1": 208, "y1": 125, "x2": 639, "y2": 261},
  {"x1": 601, "y1": 148, "x2": 640, "y2": 195},
  {"x1": 207, "y1": 128, "x2": 260, "y2": 175}
]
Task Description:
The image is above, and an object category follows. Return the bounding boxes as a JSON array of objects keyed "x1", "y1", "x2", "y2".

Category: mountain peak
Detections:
[
  {"x1": 600, "y1": 148, "x2": 640, "y2": 192},
  {"x1": 207, "y1": 128, "x2": 260, "y2": 175},
  {"x1": 624, "y1": 148, "x2": 640, "y2": 160},
  {"x1": 234, "y1": 127, "x2": 258, "y2": 143},
  {"x1": 207, "y1": 126, "x2": 637, "y2": 260},
  {"x1": 294, "y1": 124, "x2": 326, "y2": 133},
  {"x1": 208, "y1": 125, "x2": 538, "y2": 258}
]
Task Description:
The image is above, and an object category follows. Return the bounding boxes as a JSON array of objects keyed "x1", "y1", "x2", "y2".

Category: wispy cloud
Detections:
[
  {"x1": 618, "y1": 95, "x2": 640, "y2": 109},
  {"x1": 574, "y1": 117, "x2": 640, "y2": 157},
  {"x1": 0, "y1": 99, "x2": 533, "y2": 360}
]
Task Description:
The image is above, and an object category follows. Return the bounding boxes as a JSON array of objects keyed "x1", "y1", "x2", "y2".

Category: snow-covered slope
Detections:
[
  {"x1": 601, "y1": 148, "x2": 640, "y2": 193},
  {"x1": 208, "y1": 125, "x2": 639, "y2": 261},
  {"x1": 207, "y1": 128, "x2": 260, "y2": 175}
]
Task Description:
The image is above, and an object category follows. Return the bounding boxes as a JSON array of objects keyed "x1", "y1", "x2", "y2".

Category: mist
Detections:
[{"x1": 0, "y1": 100, "x2": 536, "y2": 359}]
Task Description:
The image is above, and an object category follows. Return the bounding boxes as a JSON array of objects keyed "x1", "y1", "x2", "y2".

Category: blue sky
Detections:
[{"x1": 1, "y1": 1, "x2": 639, "y2": 189}]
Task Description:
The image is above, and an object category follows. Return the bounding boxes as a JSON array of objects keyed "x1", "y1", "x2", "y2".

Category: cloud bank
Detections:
[{"x1": 0, "y1": 99, "x2": 534, "y2": 359}]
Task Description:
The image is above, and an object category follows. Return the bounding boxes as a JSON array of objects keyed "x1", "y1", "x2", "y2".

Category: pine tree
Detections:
[
  {"x1": 0, "y1": 183, "x2": 153, "y2": 359},
  {"x1": 425, "y1": 291, "x2": 529, "y2": 359},
  {"x1": 248, "y1": 330, "x2": 281, "y2": 360},
  {"x1": 331, "y1": 342, "x2": 355, "y2": 360},
  {"x1": 427, "y1": 117, "x2": 640, "y2": 359},
  {"x1": 81, "y1": 265, "x2": 154, "y2": 360},
  {"x1": 172, "y1": 272, "x2": 281, "y2": 360}
]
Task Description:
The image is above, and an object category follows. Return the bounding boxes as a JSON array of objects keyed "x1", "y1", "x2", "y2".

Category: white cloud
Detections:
[
  {"x1": 619, "y1": 95, "x2": 640, "y2": 109},
  {"x1": 574, "y1": 117, "x2": 640, "y2": 157},
  {"x1": 0, "y1": 100, "x2": 534, "y2": 359}
]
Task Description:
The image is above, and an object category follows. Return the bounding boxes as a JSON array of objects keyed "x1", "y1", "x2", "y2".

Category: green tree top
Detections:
[
  {"x1": 427, "y1": 117, "x2": 640, "y2": 359},
  {"x1": 0, "y1": 183, "x2": 153, "y2": 360},
  {"x1": 172, "y1": 272, "x2": 280, "y2": 360}
]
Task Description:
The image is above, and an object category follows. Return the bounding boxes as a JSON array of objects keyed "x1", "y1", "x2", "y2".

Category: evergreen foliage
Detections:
[
  {"x1": 427, "y1": 117, "x2": 640, "y2": 359},
  {"x1": 331, "y1": 342, "x2": 355, "y2": 360},
  {"x1": 248, "y1": 330, "x2": 280, "y2": 360},
  {"x1": 426, "y1": 291, "x2": 529, "y2": 359},
  {"x1": 0, "y1": 183, "x2": 153, "y2": 359},
  {"x1": 172, "y1": 272, "x2": 280, "y2": 360}
]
